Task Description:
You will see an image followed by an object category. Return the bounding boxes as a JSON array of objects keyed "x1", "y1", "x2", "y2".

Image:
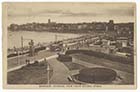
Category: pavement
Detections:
[{"x1": 48, "y1": 58, "x2": 72, "y2": 84}]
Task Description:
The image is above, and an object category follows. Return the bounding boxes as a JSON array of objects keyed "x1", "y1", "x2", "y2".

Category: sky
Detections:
[{"x1": 5, "y1": 2, "x2": 135, "y2": 25}]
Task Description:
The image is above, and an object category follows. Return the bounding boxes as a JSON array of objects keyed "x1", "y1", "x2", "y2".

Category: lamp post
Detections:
[
  {"x1": 21, "y1": 36, "x2": 23, "y2": 54},
  {"x1": 47, "y1": 63, "x2": 50, "y2": 84},
  {"x1": 16, "y1": 50, "x2": 19, "y2": 65}
]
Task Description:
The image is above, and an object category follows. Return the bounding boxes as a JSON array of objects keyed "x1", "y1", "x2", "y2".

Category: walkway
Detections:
[{"x1": 48, "y1": 58, "x2": 72, "y2": 84}]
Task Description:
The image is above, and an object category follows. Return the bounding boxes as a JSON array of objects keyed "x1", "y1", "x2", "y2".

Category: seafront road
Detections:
[
  {"x1": 8, "y1": 54, "x2": 58, "y2": 72},
  {"x1": 8, "y1": 50, "x2": 55, "y2": 70}
]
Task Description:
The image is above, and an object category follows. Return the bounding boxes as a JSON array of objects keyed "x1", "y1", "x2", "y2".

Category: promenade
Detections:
[{"x1": 8, "y1": 50, "x2": 55, "y2": 70}]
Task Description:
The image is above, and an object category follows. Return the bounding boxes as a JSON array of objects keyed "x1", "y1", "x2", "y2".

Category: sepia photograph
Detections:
[{"x1": 2, "y1": 2, "x2": 136, "y2": 89}]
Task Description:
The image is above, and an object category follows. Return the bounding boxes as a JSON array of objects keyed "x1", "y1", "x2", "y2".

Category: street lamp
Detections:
[
  {"x1": 16, "y1": 50, "x2": 19, "y2": 65},
  {"x1": 47, "y1": 63, "x2": 51, "y2": 84}
]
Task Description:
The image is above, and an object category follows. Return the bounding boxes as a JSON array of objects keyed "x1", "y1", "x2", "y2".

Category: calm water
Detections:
[{"x1": 8, "y1": 31, "x2": 80, "y2": 49}]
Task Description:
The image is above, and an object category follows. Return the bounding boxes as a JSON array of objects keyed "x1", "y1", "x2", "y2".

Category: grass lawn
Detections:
[
  {"x1": 62, "y1": 62, "x2": 85, "y2": 70},
  {"x1": 72, "y1": 54, "x2": 134, "y2": 73},
  {"x1": 7, "y1": 61, "x2": 53, "y2": 84},
  {"x1": 72, "y1": 53, "x2": 134, "y2": 84}
]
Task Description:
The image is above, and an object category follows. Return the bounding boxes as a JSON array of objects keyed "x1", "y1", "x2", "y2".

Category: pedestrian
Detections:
[
  {"x1": 44, "y1": 58, "x2": 47, "y2": 62},
  {"x1": 28, "y1": 60, "x2": 30, "y2": 64},
  {"x1": 25, "y1": 59, "x2": 30, "y2": 65},
  {"x1": 25, "y1": 59, "x2": 28, "y2": 64}
]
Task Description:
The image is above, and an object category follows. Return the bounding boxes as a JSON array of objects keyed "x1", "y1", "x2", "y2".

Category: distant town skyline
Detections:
[{"x1": 6, "y1": 2, "x2": 135, "y2": 25}]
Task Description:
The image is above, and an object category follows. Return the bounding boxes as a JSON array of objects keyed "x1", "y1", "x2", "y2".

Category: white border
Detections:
[{"x1": 0, "y1": 0, "x2": 139, "y2": 92}]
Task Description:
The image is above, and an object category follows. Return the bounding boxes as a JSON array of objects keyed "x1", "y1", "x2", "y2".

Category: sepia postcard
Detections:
[{"x1": 2, "y1": 2, "x2": 136, "y2": 89}]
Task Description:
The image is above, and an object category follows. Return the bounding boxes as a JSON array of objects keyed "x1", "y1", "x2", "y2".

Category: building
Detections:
[
  {"x1": 116, "y1": 37, "x2": 128, "y2": 47},
  {"x1": 48, "y1": 19, "x2": 51, "y2": 24},
  {"x1": 107, "y1": 20, "x2": 114, "y2": 31}
]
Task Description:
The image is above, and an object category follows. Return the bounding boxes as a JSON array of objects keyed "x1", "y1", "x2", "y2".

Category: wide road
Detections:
[{"x1": 8, "y1": 50, "x2": 55, "y2": 69}]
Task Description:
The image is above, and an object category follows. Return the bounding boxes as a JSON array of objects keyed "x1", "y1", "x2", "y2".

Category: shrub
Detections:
[
  {"x1": 57, "y1": 54, "x2": 72, "y2": 62},
  {"x1": 33, "y1": 60, "x2": 39, "y2": 65}
]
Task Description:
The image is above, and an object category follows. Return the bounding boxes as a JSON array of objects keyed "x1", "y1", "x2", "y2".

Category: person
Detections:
[
  {"x1": 13, "y1": 46, "x2": 17, "y2": 54},
  {"x1": 44, "y1": 58, "x2": 47, "y2": 62},
  {"x1": 25, "y1": 59, "x2": 30, "y2": 65},
  {"x1": 28, "y1": 60, "x2": 30, "y2": 64},
  {"x1": 44, "y1": 58, "x2": 48, "y2": 65}
]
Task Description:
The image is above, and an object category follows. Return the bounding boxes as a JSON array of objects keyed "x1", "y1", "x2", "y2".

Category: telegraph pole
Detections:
[
  {"x1": 21, "y1": 36, "x2": 23, "y2": 54},
  {"x1": 17, "y1": 50, "x2": 19, "y2": 65}
]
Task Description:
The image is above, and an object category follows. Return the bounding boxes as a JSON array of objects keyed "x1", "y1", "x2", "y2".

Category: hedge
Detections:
[{"x1": 57, "y1": 54, "x2": 72, "y2": 62}]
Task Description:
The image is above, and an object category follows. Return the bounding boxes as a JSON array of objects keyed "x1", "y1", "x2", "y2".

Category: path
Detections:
[{"x1": 48, "y1": 58, "x2": 72, "y2": 84}]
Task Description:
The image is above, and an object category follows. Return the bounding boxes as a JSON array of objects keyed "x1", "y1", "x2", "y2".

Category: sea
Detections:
[{"x1": 8, "y1": 31, "x2": 81, "y2": 49}]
